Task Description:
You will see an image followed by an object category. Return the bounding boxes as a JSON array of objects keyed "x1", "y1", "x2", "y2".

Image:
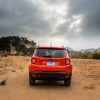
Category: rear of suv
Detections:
[{"x1": 29, "y1": 46, "x2": 72, "y2": 86}]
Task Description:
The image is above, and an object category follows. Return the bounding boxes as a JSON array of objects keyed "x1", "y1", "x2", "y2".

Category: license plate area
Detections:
[{"x1": 47, "y1": 61, "x2": 55, "y2": 66}]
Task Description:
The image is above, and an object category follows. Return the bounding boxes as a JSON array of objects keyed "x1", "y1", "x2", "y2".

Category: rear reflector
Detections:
[
  {"x1": 32, "y1": 74, "x2": 35, "y2": 77},
  {"x1": 66, "y1": 74, "x2": 69, "y2": 78}
]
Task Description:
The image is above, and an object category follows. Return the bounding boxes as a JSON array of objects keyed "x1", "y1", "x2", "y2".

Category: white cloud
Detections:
[
  {"x1": 34, "y1": 35, "x2": 69, "y2": 47},
  {"x1": 69, "y1": 15, "x2": 83, "y2": 32}
]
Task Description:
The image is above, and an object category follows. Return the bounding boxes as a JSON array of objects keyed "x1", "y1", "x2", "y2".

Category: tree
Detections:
[{"x1": 93, "y1": 50, "x2": 100, "y2": 59}]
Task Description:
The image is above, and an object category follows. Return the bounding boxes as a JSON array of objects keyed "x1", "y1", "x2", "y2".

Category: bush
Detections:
[
  {"x1": 93, "y1": 52, "x2": 100, "y2": 59},
  {"x1": 68, "y1": 50, "x2": 100, "y2": 59},
  {"x1": 0, "y1": 79, "x2": 7, "y2": 85}
]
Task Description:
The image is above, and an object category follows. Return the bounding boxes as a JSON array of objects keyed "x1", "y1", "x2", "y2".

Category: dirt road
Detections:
[
  {"x1": 0, "y1": 69, "x2": 100, "y2": 100},
  {"x1": 0, "y1": 57, "x2": 100, "y2": 100}
]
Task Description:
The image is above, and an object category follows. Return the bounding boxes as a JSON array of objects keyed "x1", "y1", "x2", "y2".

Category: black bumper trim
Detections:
[{"x1": 29, "y1": 71, "x2": 72, "y2": 80}]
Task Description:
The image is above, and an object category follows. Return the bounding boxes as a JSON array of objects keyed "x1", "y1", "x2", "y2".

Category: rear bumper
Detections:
[{"x1": 29, "y1": 71, "x2": 72, "y2": 80}]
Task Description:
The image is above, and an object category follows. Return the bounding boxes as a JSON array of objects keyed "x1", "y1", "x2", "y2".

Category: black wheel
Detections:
[
  {"x1": 29, "y1": 74, "x2": 35, "y2": 85},
  {"x1": 64, "y1": 78, "x2": 71, "y2": 86}
]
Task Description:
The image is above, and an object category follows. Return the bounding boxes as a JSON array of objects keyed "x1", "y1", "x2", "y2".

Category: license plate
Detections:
[{"x1": 47, "y1": 61, "x2": 55, "y2": 66}]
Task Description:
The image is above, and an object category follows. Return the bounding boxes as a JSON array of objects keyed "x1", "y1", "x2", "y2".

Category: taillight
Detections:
[
  {"x1": 31, "y1": 58, "x2": 37, "y2": 64},
  {"x1": 65, "y1": 59, "x2": 70, "y2": 65}
]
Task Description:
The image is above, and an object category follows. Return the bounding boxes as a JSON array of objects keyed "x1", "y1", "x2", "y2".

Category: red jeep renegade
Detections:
[{"x1": 29, "y1": 46, "x2": 72, "y2": 86}]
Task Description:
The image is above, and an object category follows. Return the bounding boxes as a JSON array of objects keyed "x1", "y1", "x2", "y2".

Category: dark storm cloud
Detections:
[
  {"x1": 0, "y1": 0, "x2": 100, "y2": 49},
  {"x1": 51, "y1": 0, "x2": 100, "y2": 40},
  {"x1": 67, "y1": 0, "x2": 100, "y2": 35},
  {"x1": 0, "y1": 8, "x2": 8, "y2": 19},
  {"x1": 0, "y1": 0, "x2": 100, "y2": 37},
  {"x1": 0, "y1": 0, "x2": 52, "y2": 37}
]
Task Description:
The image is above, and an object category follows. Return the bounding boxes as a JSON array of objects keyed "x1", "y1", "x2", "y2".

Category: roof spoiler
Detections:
[{"x1": 62, "y1": 46, "x2": 64, "y2": 48}]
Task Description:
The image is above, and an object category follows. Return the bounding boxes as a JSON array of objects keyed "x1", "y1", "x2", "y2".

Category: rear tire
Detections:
[
  {"x1": 64, "y1": 78, "x2": 71, "y2": 86},
  {"x1": 29, "y1": 73, "x2": 35, "y2": 86}
]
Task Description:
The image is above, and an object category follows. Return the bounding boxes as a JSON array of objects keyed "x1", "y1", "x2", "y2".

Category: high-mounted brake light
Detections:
[
  {"x1": 65, "y1": 59, "x2": 70, "y2": 65},
  {"x1": 31, "y1": 58, "x2": 37, "y2": 64}
]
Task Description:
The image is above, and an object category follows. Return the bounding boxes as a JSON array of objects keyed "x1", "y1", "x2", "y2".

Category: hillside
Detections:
[{"x1": 0, "y1": 36, "x2": 36, "y2": 55}]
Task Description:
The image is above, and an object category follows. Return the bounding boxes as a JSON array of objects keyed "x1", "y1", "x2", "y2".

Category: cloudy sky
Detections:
[{"x1": 0, "y1": 0, "x2": 100, "y2": 50}]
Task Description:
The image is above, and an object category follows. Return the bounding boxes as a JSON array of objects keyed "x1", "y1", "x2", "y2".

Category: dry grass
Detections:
[
  {"x1": 72, "y1": 59, "x2": 100, "y2": 77},
  {"x1": 18, "y1": 62, "x2": 26, "y2": 70},
  {"x1": 0, "y1": 56, "x2": 30, "y2": 77},
  {"x1": 0, "y1": 51, "x2": 8, "y2": 57},
  {"x1": 84, "y1": 83, "x2": 95, "y2": 89}
]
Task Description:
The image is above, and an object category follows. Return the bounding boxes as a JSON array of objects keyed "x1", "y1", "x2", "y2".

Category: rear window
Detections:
[{"x1": 35, "y1": 48, "x2": 67, "y2": 58}]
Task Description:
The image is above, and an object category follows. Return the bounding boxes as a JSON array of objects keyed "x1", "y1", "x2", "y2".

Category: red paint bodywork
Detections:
[{"x1": 29, "y1": 46, "x2": 72, "y2": 73}]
